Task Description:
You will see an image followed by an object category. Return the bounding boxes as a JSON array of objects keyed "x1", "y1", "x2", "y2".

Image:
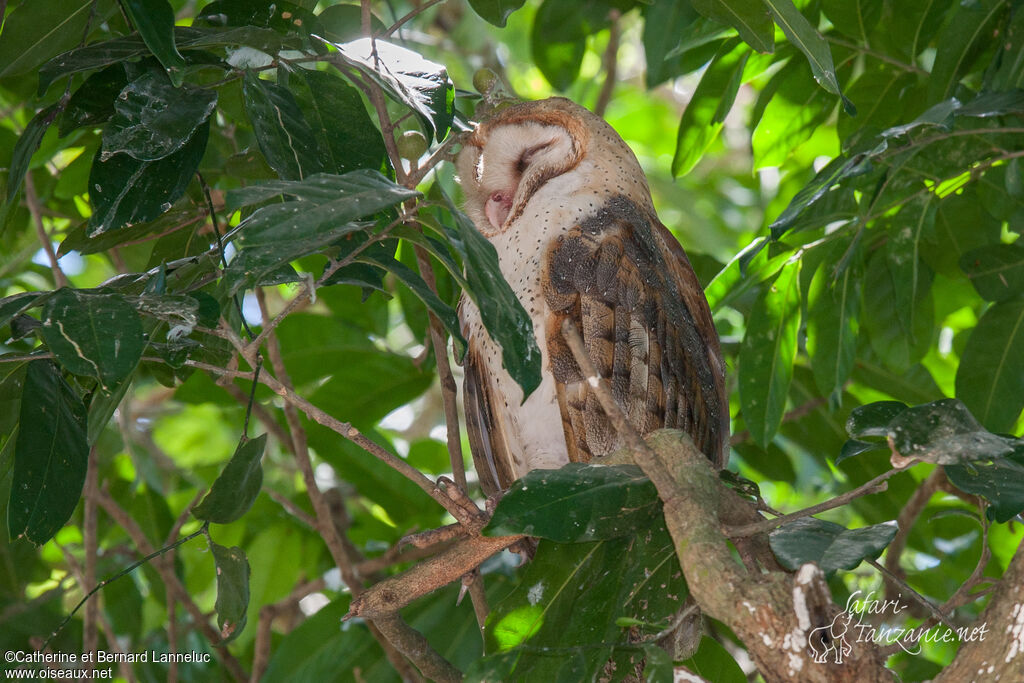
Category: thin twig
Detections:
[
  {"x1": 827, "y1": 35, "x2": 927, "y2": 75},
  {"x1": 884, "y1": 468, "x2": 945, "y2": 599},
  {"x1": 866, "y1": 559, "x2": 956, "y2": 630},
  {"x1": 727, "y1": 467, "x2": 907, "y2": 538},
  {"x1": 82, "y1": 446, "x2": 99, "y2": 661},
  {"x1": 24, "y1": 175, "x2": 69, "y2": 288},
  {"x1": 382, "y1": 0, "x2": 446, "y2": 38},
  {"x1": 594, "y1": 9, "x2": 620, "y2": 118}
]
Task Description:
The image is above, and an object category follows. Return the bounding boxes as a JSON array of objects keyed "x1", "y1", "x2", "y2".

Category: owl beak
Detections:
[{"x1": 485, "y1": 191, "x2": 513, "y2": 231}]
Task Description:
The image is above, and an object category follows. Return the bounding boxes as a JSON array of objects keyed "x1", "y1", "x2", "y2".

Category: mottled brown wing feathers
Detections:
[{"x1": 542, "y1": 195, "x2": 728, "y2": 467}]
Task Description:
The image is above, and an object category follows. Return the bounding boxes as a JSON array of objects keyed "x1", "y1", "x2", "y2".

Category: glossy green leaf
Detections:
[
  {"x1": 469, "y1": 0, "x2": 528, "y2": 27},
  {"x1": 40, "y1": 288, "x2": 144, "y2": 390},
  {"x1": 193, "y1": 434, "x2": 267, "y2": 524},
  {"x1": 763, "y1": 0, "x2": 853, "y2": 110},
  {"x1": 0, "y1": 0, "x2": 104, "y2": 80},
  {"x1": 751, "y1": 59, "x2": 835, "y2": 167},
  {"x1": 945, "y1": 446, "x2": 1024, "y2": 523},
  {"x1": 955, "y1": 299, "x2": 1024, "y2": 433},
  {"x1": 926, "y1": 0, "x2": 1010, "y2": 104},
  {"x1": 446, "y1": 204, "x2": 542, "y2": 399},
  {"x1": 921, "y1": 188, "x2": 1002, "y2": 277},
  {"x1": 102, "y1": 70, "x2": 217, "y2": 161},
  {"x1": 690, "y1": 0, "x2": 773, "y2": 54},
  {"x1": 960, "y1": 244, "x2": 1024, "y2": 302},
  {"x1": 291, "y1": 68, "x2": 387, "y2": 175},
  {"x1": 845, "y1": 400, "x2": 908, "y2": 439},
  {"x1": 88, "y1": 119, "x2": 208, "y2": 235},
  {"x1": 210, "y1": 542, "x2": 250, "y2": 642},
  {"x1": 673, "y1": 39, "x2": 751, "y2": 176},
  {"x1": 58, "y1": 65, "x2": 128, "y2": 137},
  {"x1": 769, "y1": 517, "x2": 898, "y2": 574},
  {"x1": 122, "y1": 0, "x2": 187, "y2": 85},
  {"x1": 739, "y1": 260, "x2": 801, "y2": 447},
  {"x1": 681, "y1": 636, "x2": 748, "y2": 683},
  {"x1": 484, "y1": 464, "x2": 659, "y2": 541},
  {"x1": 836, "y1": 65, "x2": 916, "y2": 142},
  {"x1": 222, "y1": 171, "x2": 419, "y2": 295},
  {"x1": 8, "y1": 361, "x2": 88, "y2": 545},
  {"x1": 87, "y1": 379, "x2": 132, "y2": 446},
  {"x1": 888, "y1": 399, "x2": 1020, "y2": 465},
  {"x1": 330, "y1": 38, "x2": 455, "y2": 142},
  {"x1": 243, "y1": 72, "x2": 324, "y2": 180}
]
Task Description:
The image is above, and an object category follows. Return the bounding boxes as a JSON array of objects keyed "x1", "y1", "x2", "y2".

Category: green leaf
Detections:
[
  {"x1": 357, "y1": 252, "x2": 467, "y2": 358},
  {"x1": 40, "y1": 288, "x2": 144, "y2": 391},
  {"x1": 739, "y1": 260, "x2": 801, "y2": 447},
  {"x1": 88, "y1": 119, "x2": 208, "y2": 235},
  {"x1": 0, "y1": 292, "x2": 54, "y2": 331},
  {"x1": 690, "y1": 0, "x2": 774, "y2": 53},
  {"x1": 888, "y1": 399, "x2": 1020, "y2": 465},
  {"x1": 0, "y1": 0, "x2": 105, "y2": 80},
  {"x1": 58, "y1": 65, "x2": 129, "y2": 137},
  {"x1": 121, "y1": 0, "x2": 187, "y2": 86},
  {"x1": 8, "y1": 361, "x2": 88, "y2": 545},
  {"x1": 960, "y1": 244, "x2": 1024, "y2": 302},
  {"x1": 193, "y1": 434, "x2": 267, "y2": 524},
  {"x1": 530, "y1": 0, "x2": 610, "y2": 90},
  {"x1": 681, "y1": 636, "x2": 747, "y2": 683},
  {"x1": 468, "y1": 0, "x2": 528, "y2": 27},
  {"x1": 806, "y1": 240, "x2": 860, "y2": 401},
  {"x1": 846, "y1": 400, "x2": 908, "y2": 439},
  {"x1": 751, "y1": 59, "x2": 836, "y2": 167},
  {"x1": 642, "y1": 0, "x2": 701, "y2": 87},
  {"x1": 243, "y1": 72, "x2": 324, "y2": 180},
  {"x1": 5, "y1": 105, "x2": 60, "y2": 205},
  {"x1": 480, "y1": 520, "x2": 686, "y2": 680},
  {"x1": 890, "y1": 0, "x2": 947, "y2": 64},
  {"x1": 769, "y1": 517, "x2": 898, "y2": 575},
  {"x1": 317, "y1": 4, "x2": 386, "y2": 43},
  {"x1": 763, "y1": 0, "x2": 853, "y2": 111},
  {"x1": 921, "y1": 188, "x2": 1002, "y2": 277},
  {"x1": 945, "y1": 446, "x2": 1024, "y2": 523},
  {"x1": 210, "y1": 542, "x2": 250, "y2": 642},
  {"x1": 329, "y1": 38, "x2": 455, "y2": 142},
  {"x1": 446, "y1": 204, "x2": 542, "y2": 399},
  {"x1": 642, "y1": 643, "x2": 673, "y2": 683},
  {"x1": 291, "y1": 68, "x2": 388, "y2": 175},
  {"x1": 673, "y1": 39, "x2": 751, "y2": 176},
  {"x1": 955, "y1": 298, "x2": 1024, "y2": 433},
  {"x1": 836, "y1": 65, "x2": 916, "y2": 142},
  {"x1": 821, "y1": 0, "x2": 882, "y2": 43},
  {"x1": 102, "y1": 70, "x2": 217, "y2": 161},
  {"x1": 989, "y1": 6, "x2": 1024, "y2": 90},
  {"x1": 861, "y1": 247, "x2": 934, "y2": 373},
  {"x1": 222, "y1": 171, "x2": 419, "y2": 296},
  {"x1": 484, "y1": 464, "x2": 660, "y2": 541},
  {"x1": 851, "y1": 361, "x2": 945, "y2": 406},
  {"x1": 927, "y1": 0, "x2": 1010, "y2": 104}
]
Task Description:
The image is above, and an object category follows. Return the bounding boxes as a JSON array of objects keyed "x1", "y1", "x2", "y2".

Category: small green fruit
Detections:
[
  {"x1": 472, "y1": 68, "x2": 499, "y2": 94},
  {"x1": 397, "y1": 130, "x2": 428, "y2": 160}
]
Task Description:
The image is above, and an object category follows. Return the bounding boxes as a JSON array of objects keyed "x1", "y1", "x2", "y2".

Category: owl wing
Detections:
[
  {"x1": 463, "y1": 343, "x2": 517, "y2": 496},
  {"x1": 543, "y1": 195, "x2": 728, "y2": 467}
]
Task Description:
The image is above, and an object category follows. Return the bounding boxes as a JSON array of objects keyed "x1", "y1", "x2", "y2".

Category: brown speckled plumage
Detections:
[{"x1": 457, "y1": 97, "x2": 727, "y2": 495}]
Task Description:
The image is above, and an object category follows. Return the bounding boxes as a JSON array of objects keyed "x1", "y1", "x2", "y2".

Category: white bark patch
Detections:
[
  {"x1": 673, "y1": 669, "x2": 707, "y2": 683},
  {"x1": 1005, "y1": 603, "x2": 1024, "y2": 662}
]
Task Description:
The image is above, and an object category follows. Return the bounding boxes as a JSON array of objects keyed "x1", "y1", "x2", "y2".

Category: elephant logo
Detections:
[{"x1": 808, "y1": 611, "x2": 856, "y2": 664}]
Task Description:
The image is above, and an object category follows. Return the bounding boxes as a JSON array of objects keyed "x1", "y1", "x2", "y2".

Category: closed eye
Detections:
[{"x1": 516, "y1": 141, "x2": 554, "y2": 174}]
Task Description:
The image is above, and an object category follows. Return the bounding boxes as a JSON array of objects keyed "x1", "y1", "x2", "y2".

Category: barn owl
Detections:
[{"x1": 457, "y1": 97, "x2": 728, "y2": 495}]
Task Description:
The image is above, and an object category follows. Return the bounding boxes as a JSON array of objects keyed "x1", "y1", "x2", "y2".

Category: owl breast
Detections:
[{"x1": 459, "y1": 166, "x2": 605, "y2": 476}]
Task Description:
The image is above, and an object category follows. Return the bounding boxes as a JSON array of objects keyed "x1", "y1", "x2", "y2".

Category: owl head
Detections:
[{"x1": 456, "y1": 97, "x2": 652, "y2": 237}]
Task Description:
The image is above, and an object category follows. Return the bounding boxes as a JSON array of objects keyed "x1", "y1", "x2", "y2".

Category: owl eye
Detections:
[{"x1": 516, "y1": 141, "x2": 554, "y2": 174}]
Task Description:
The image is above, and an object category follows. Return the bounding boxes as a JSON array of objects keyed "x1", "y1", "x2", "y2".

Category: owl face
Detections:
[{"x1": 456, "y1": 98, "x2": 654, "y2": 238}]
